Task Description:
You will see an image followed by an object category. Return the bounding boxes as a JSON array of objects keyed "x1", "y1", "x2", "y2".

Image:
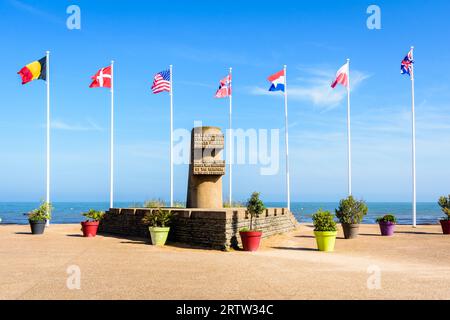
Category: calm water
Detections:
[
  {"x1": 0, "y1": 201, "x2": 443, "y2": 225},
  {"x1": 286, "y1": 202, "x2": 442, "y2": 225}
]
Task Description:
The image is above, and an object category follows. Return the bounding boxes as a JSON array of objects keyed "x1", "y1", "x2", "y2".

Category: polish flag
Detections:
[
  {"x1": 331, "y1": 62, "x2": 349, "y2": 89},
  {"x1": 89, "y1": 66, "x2": 112, "y2": 88}
]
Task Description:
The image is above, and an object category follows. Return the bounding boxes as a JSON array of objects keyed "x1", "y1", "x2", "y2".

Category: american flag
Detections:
[
  {"x1": 401, "y1": 49, "x2": 414, "y2": 77},
  {"x1": 151, "y1": 69, "x2": 171, "y2": 94}
]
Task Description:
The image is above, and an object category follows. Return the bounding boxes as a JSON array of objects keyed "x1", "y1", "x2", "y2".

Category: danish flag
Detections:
[{"x1": 89, "y1": 66, "x2": 112, "y2": 88}]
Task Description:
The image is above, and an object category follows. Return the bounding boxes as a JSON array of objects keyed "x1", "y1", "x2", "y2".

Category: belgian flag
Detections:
[{"x1": 18, "y1": 56, "x2": 47, "y2": 85}]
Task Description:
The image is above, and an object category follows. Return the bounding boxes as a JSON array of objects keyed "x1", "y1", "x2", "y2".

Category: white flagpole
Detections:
[
  {"x1": 229, "y1": 67, "x2": 233, "y2": 207},
  {"x1": 410, "y1": 46, "x2": 417, "y2": 228},
  {"x1": 283, "y1": 65, "x2": 291, "y2": 211},
  {"x1": 347, "y1": 58, "x2": 352, "y2": 196},
  {"x1": 110, "y1": 60, "x2": 114, "y2": 209},
  {"x1": 46, "y1": 50, "x2": 51, "y2": 226},
  {"x1": 170, "y1": 65, "x2": 174, "y2": 207}
]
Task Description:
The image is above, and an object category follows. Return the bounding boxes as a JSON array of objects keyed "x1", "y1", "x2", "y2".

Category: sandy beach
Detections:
[{"x1": 1, "y1": 223, "x2": 450, "y2": 300}]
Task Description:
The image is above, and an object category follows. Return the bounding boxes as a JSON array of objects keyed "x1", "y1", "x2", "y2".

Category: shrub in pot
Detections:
[
  {"x1": 28, "y1": 202, "x2": 52, "y2": 235},
  {"x1": 142, "y1": 208, "x2": 173, "y2": 246},
  {"x1": 335, "y1": 196, "x2": 368, "y2": 239},
  {"x1": 376, "y1": 214, "x2": 397, "y2": 236},
  {"x1": 239, "y1": 192, "x2": 265, "y2": 252},
  {"x1": 312, "y1": 209, "x2": 338, "y2": 252},
  {"x1": 438, "y1": 195, "x2": 450, "y2": 234},
  {"x1": 81, "y1": 209, "x2": 105, "y2": 237}
]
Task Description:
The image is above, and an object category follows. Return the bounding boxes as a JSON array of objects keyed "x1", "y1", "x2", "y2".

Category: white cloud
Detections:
[
  {"x1": 8, "y1": 0, "x2": 62, "y2": 23},
  {"x1": 51, "y1": 119, "x2": 103, "y2": 132},
  {"x1": 249, "y1": 66, "x2": 371, "y2": 108}
]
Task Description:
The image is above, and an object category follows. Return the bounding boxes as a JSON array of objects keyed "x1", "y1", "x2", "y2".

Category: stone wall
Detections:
[{"x1": 99, "y1": 207, "x2": 299, "y2": 250}]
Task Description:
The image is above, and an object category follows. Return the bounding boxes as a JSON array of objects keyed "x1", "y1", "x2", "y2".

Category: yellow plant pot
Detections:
[{"x1": 314, "y1": 231, "x2": 337, "y2": 252}]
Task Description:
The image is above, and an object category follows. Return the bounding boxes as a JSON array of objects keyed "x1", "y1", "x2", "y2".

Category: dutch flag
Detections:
[{"x1": 267, "y1": 69, "x2": 285, "y2": 92}]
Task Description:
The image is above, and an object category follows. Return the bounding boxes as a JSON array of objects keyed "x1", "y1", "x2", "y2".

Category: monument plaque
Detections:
[
  {"x1": 193, "y1": 161, "x2": 226, "y2": 175},
  {"x1": 193, "y1": 133, "x2": 225, "y2": 149},
  {"x1": 186, "y1": 126, "x2": 225, "y2": 208},
  {"x1": 192, "y1": 131, "x2": 226, "y2": 176}
]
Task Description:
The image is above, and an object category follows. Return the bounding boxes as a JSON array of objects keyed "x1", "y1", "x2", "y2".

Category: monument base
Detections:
[{"x1": 99, "y1": 208, "x2": 299, "y2": 250}]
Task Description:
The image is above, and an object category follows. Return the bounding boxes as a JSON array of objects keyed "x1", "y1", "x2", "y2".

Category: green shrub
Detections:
[
  {"x1": 241, "y1": 192, "x2": 265, "y2": 232},
  {"x1": 82, "y1": 209, "x2": 105, "y2": 222},
  {"x1": 312, "y1": 209, "x2": 337, "y2": 232},
  {"x1": 139, "y1": 199, "x2": 184, "y2": 208},
  {"x1": 376, "y1": 214, "x2": 397, "y2": 224},
  {"x1": 128, "y1": 202, "x2": 142, "y2": 208},
  {"x1": 143, "y1": 199, "x2": 166, "y2": 208},
  {"x1": 223, "y1": 201, "x2": 246, "y2": 208},
  {"x1": 438, "y1": 195, "x2": 450, "y2": 220},
  {"x1": 172, "y1": 201, "x2": 185, "y2": 208},
  {"x1": 142, "y1": 208, "x2": 173, "y2": 228},
  {"x1": 335, "y1": 196, "x2": 368, "y2": 224},
  {"x1": 28, "y1": 201, "x2": 53, "y2": 222}
]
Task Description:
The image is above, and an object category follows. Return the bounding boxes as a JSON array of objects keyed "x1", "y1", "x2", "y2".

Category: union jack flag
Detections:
[
  {"x1": 151, "y1": 69, "x2": 171, "y2": 94},
  {"x1": 401, "y1": 49, "x2": 414, "y2": 77}
]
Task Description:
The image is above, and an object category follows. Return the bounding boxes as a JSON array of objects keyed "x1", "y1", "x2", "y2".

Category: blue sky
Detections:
[{"x1": 0, "y1": 0, "x2": 449, "y2": 202}]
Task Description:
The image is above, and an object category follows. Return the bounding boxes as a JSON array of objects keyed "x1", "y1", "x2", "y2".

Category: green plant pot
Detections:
[
  {"x1": 314, "y1": 231, "x2": 337, "y2": 252},
  {"x1": 149, "y1": 227, "x2": 170, "y2": 246}
]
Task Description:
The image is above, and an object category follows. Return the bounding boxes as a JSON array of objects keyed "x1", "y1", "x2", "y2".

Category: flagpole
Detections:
[
  {"x1": 283, "y1": 65, "x2": 291, "y2": 211},
  {"x1": 46, "y1": 50, "x2": 51, "y2": 226},
  {"x1": 347, "y1": 58, "x2": 352, "y2": 196},
  {"x1": 229, "y1": 67, "x2": 233, "y2": 207},
  {"x1": 410, "y1": 46, "x2": 417, "y2": 228},
  {"x1": 110, "y1": 60, "x2": 114, "y2": 209},
  {"x1": 170, "y1": 64, "x2": 174, "y2": 207}
]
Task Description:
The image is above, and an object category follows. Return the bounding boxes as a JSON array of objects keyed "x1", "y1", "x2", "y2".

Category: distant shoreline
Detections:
[
  {"x1": 1, "y1": 222, "x2": 441, "y2": 226},
  {"x1": 0, "y1": 201, "x2": 441, "y2": 203},
  {"x1": 0, "y1": 201, "x2": 444, "y2": 225}
]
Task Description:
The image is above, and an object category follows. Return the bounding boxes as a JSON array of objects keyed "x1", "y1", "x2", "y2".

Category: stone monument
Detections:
[
  {"x1": 186, "y1": 126, "x2": 226, "y2": 208},
  {"x1": 99, "y1": 126, "x2": 299, "y2": 250}
]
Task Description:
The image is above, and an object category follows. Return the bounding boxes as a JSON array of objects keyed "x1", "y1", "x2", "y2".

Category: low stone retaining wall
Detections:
[{"x1": 99, "y1": 207, "x2": 299, "y2": 250}]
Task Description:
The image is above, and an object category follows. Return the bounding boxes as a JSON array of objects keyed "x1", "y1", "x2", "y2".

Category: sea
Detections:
[{"x1": 0, "y1": 202, "x2": 443, "y2": 225}]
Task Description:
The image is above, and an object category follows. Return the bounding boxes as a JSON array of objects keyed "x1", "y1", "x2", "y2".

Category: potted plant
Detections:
[
  {"x1": 438, "y1": 195, "x2": 450, "y2": 234},
  {"x1": 81, "y1": 209, "x2": 105, "y2": 237},
  {"x1": 239, "y1": 192, "x2": 265, "y2": 252},
  {"x1": 376, "y1": 214, "x2": 397, "y2": 236},
  {"x1": 28, "y1": 202, "x2": 52, "y2": 235},
  {"x1": 335, "y1": 195, "x2": 368, "y2": 239},
  {"x1": 312, "y1": 209, "x2": 338, "y2": 252},
  {"x1": 142, "y1": 208, "x2": 173, "y2": 246}
]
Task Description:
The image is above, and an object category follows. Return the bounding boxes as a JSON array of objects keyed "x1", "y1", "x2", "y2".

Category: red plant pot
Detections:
[
  {"x1": 81, "y1": 221, "x2": 100, "y2": 237},
  {"x1": 239, "y1": 231, "x2": 263, "y2": 251},
  {"x1": 440, "y1": 220, "x2": 450, "y2": 235}
]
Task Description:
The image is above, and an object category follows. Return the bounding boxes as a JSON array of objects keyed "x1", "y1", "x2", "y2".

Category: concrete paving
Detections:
[{"x1": 1, "y1": 223, "x2": 450, "y2": 300}]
